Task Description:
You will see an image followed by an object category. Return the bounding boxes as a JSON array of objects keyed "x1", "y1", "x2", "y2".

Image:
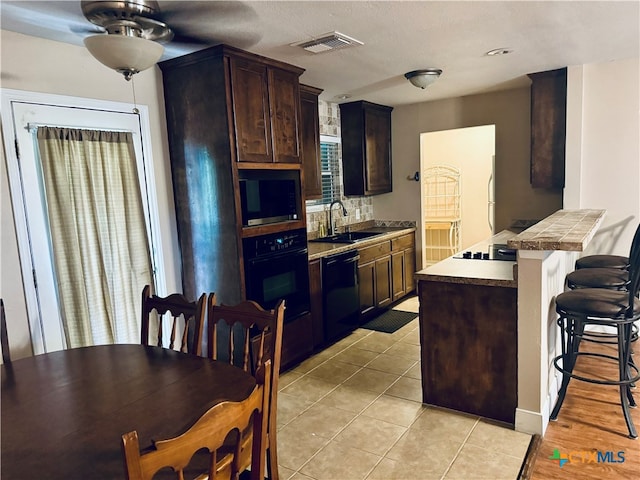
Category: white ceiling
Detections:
[{"x1": 2, "y1": 1, "x2": 639, "y2": 106}]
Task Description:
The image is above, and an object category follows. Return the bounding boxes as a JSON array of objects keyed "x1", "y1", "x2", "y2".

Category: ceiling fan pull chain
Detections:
[{"x1": 131, "y1": 78, "x2": 139, "y2": 115}]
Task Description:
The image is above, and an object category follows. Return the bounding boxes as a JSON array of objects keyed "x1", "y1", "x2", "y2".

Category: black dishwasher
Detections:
[{"x1": 323, "y1": 249, "x2": 360, "y2": 342}]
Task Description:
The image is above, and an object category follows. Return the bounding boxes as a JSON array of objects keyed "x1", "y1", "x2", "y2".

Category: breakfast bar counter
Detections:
[
  {"x1": 511, "y1": 209, "x2": 605, "y2": 436},
  {"x1": 415, "y1": 209, "x2": 607, "y2": 433}
]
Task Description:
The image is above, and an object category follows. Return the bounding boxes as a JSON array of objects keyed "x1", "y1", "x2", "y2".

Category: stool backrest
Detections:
[{"x1": 627, "y1": 223, "x2": 640, "y2": 315}]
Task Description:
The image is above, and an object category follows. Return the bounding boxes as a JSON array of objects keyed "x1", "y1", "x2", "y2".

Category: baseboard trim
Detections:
[{"x1": 515, "y1": 402, "x2": 550, "y2": 436}]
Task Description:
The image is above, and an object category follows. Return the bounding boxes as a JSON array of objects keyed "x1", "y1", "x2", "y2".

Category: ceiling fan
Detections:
[
  {"x1": 80, "y1": 0, "x2": 173, "y2": 80},
  {"x1": 78, "y1": 0, "x2": 261, "y2": 80}
]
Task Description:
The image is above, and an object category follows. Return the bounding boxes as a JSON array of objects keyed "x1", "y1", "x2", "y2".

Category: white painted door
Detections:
[{"x1": 2, "y1": 90, "x2": 164, "y2": 354}]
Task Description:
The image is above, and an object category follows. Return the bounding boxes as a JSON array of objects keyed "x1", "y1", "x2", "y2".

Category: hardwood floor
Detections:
[{"x1": 523, "y1": 341, "x2": 639, "y2": 480}]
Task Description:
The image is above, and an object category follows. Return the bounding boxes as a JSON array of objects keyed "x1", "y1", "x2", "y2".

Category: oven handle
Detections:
[{"x1": 246, "y1": 247, "x2": 308, "y2": 265}]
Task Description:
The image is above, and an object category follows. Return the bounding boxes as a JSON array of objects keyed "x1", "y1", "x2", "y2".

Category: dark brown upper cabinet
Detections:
[
  {"x1": 339, "y1": 101, "x2": 393, "y2": 196},
  {"x1": 528, "y1": 67, "x2": 567, "y2": 189},
  {"x1": 159, "y1": 45, "x2": 306, "y2": 303},
  {"x1": 229, "y1": 55, "x2": 303, "y2": 164},
  {"x1": 300, "y1": 84, "x2": 323, "y2": 200}
]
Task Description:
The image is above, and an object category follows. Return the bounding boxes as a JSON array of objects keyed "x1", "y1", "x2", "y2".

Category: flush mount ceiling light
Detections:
[
  {"x1": 81, "y1": 0, "x2": 173, "y2": 81},
  {"x1": 404, "y1": 69, "x2": 443, "y2": 89}
]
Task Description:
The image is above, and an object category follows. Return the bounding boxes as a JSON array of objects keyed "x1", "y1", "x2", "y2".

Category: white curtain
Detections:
[{"x1": 36, "y1": 127, "x2": 153, "y2": 347}]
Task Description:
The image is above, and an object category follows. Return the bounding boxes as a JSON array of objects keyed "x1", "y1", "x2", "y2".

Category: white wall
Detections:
[
  {"x1": 382, "y1": 88, "x2": 563, "y2": 270},
  {"x1": 515, "y1": 56, "x2": 639, "y2": 436},
  {"x1": 0, "y1": 30, "x2": 181, "y2": 360},
  {"x1": 565, "y1": 58, "x2": 640, "y2": 255}
]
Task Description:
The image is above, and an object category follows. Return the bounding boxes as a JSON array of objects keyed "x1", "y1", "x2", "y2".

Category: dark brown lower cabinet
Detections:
[
  {"x1": 358, "y1": 260, "x2": 376, "y2": 317},
  {"x1": 418, "y1": 280, "x2": 517, "y2": 424},
  {"x1": 392, "y1": 247, "x2": 416, "y2": 301},
  {"x1": 357, "y1": 239, "x2": 392, "y2": 319},
  {"x1": 280, "y1": 312, "x2": 313, "y2": 370},
  {"x1": 358, "y1": 232, "x2": 415, "y2": 320},
  {"x1": 375, "y1": 256, "x2": 392, "y2": 308}
]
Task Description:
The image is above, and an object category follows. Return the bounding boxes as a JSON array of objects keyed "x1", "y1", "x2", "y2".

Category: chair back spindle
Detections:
[{"x1": 140, "y1": 285, "x2": 206, "y2": 355}]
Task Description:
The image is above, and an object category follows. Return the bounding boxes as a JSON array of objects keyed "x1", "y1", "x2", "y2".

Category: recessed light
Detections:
[
  {"x1": 335, "y1": 94, "x2": 351, "y2": 100},
  {"x1": 485, "y1": 48, "x2": 513, "y2": 56}
]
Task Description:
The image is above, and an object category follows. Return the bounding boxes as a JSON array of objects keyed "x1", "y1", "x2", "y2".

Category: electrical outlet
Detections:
[{"x1": 355, "y1": 208, "x2": 361, "y2": 220}]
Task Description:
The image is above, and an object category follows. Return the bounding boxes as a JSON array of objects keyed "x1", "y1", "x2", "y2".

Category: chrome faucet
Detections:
[{"x1": 329, "y1": 200, "x2": 348, "y2": 236}]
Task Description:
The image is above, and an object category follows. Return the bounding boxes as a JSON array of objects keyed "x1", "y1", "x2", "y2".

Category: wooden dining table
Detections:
[{"x1": 1, "y1": 344, "x2": 257, "y2": 479}]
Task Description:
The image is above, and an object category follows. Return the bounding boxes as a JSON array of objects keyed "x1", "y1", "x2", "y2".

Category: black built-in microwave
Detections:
[{"x1": 239, "y1": 178, "x2": 298, "y2": 226}]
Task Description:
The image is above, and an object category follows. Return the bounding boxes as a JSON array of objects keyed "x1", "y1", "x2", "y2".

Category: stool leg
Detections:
[
  {"x1": 623, "y1": 323, "x2": 637, "y2": 407},
  {"x1": 551, "y1": 316, "x2": 580, "y2": 420},
  {"x1": 618, "y1": 324, "x2": 638, "y2": 439}
]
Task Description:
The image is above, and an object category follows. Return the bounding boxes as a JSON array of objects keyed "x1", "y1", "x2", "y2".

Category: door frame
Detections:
[{"x1": 1, "y1": 88, "x2": 166, "y2": 354}]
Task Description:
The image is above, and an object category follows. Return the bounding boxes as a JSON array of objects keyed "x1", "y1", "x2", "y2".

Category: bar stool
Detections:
[
  {"x1": 566, "y1": 267, "x2": 629, "y2": 290},
  {"x1": 550, "y1": 225, "x2": 640, "y2": 438},
  {"x1": 569, "y1": 224, "x2": 640, "y2": 276},
  {"x1": 567, "y1": 224, "x2": 639, "y2": 347},
  {"x1": 574, "y1": 224, "x2": 636, "y2": 270},
  {"x1": 575, "y1": 254, "x2": 629, "y2": 270}
]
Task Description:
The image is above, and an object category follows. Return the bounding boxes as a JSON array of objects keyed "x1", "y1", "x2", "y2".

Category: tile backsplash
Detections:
[
  {"x1": 318, "y1": 100, "x2": 341, "y2": 137},
  {"x1": 307, "y1": 200, "x2": 375, "y2": 238},
  {"x1": 307, "y1": 100, "x2": 374, "y2": 236}
]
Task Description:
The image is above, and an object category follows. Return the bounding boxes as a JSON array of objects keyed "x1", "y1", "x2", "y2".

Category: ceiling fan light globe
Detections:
[
  {"x1": 404, "y1": 69, "x2": 442, "y2": 89},
  {"x1": 84, "y1": 34, "x2": 164, "y2": 79}
]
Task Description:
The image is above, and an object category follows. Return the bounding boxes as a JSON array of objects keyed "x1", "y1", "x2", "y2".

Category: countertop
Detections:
[
  {"x1": 307, "y1": 226, "x2": 416, "y2": 261},
  {"x1": 415, "y1": 230, "x2": 518, "y2": 288},
  {"x1": 506, "y1": 209, "x2": 606, "y2": 251}
]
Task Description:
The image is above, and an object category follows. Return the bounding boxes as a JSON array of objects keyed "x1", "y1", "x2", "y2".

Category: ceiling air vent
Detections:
[{"x1": 293, "y1": 32, "x2": 364, "y2": 54}]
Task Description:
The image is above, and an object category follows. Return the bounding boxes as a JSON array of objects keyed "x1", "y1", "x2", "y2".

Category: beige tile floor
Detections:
[{"x1": 276, "y1": 296, "x2": 532, "y2": 480}]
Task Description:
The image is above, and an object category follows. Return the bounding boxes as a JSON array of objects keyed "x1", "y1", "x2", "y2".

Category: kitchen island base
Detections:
[{"x1": 419, "y1": 280, "x2": 517, "y2": 424}]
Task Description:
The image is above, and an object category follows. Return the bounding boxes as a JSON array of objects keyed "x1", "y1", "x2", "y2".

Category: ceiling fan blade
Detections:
[
  {"x1": 157, "y1": 0, "x2": 261, "y2": 49},
  {"x1": 158, "y1": 1, "x2": 258, "y2": 24},
  {"x1": 70, "y1": 24, "x2": 105, "y2": 36}
]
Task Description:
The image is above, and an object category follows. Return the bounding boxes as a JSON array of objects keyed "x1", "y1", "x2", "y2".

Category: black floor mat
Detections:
[{"x1": 361, "y1": 309, "x2": 418, "y2": 333}]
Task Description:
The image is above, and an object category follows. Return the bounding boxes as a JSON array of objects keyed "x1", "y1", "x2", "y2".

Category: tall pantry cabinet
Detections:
[{"x1": 159, "y1": 44, "x2": 305, "y2": 305}]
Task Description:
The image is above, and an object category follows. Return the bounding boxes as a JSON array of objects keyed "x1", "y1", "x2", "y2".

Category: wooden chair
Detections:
[
  {"x1": 1, "y1": 299, "x2": 10, "y2": 364},
  {"x1": 141, "y1": 285, "x2": 206, "y2": 356},
  {"x1": 122, "y1": 361, "x2": 271, "y2": 480},
  {"x1": 208, "y1": 296, "x2": 285, "y2": 480}
]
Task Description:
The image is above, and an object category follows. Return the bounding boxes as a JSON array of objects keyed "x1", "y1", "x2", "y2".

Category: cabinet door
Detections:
[
  {"x1": 528, "y1": 67, "x2": 567, "y2": 188},
  {"x1": 404, "y1": 248, "x2": 416, "y2": 293},
  {"x1": 268, "y1": 67, "x2": 302, "y2": 163},
  {"x1": 358, "y1": 261, "x2": 376, "y2": 316},
  {"x1": 340, "y1": 101, "x2": 393, "y2": 196},
  {"x1": 364, "y1": 106, "x2": 392, "y2": 194},
  {"x1": 229, "y1": 57, "x2": 272, "y2": 163},
  {"x1": 375, "y1": 256, "x2": 392, "y2": 308},
  {"x1": 300, "y1": 85, "x2": 322, "y2": 199},
  {"x1": 391, "y1": 250, "x2": 406, "y2": 301}
]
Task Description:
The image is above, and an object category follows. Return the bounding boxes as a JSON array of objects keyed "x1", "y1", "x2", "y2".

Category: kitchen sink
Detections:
[{"x1": 309, "y1": 231, "x2": 382, "y2": 244}]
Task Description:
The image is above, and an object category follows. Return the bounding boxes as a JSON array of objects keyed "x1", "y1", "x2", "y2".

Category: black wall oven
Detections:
[{"x1": 243, "y1": 229, "x2": 310, "y2": 322}]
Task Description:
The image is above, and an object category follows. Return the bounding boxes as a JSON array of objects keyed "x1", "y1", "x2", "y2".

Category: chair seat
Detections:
[
  {"x1": 556, "y1": 288, "x2": 640, "y2": 319},
  {"x1": 566, "y1": 268, "x2": 629, "y2": 290},
  {"x1": 576, "y1": 254, "x2": 629, "y2": 270}
]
